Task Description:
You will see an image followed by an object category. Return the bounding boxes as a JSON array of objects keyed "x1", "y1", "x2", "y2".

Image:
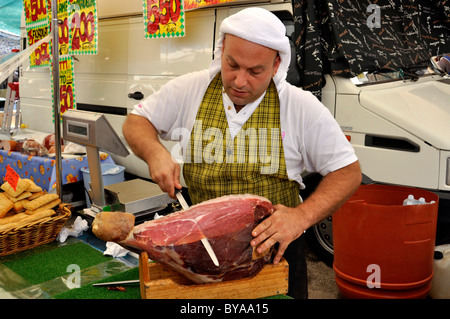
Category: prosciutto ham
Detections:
[{"x1": 92, "y1": 194, "x2": 275, "y2": 283}]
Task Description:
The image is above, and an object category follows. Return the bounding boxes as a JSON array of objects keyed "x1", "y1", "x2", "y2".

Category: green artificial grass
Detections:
[
  {"x1": 1, "y1": 241, "x2": 140, "y2": 299},
  {"x1": 1, "y1": 240, "x2": 290, "y2": 299},
  {"x1": 2, "y1": 242, "x2": 112, "y2": 285},
  {"x1": 54, "y1": 267, "x2": 140, "y2": 299}
]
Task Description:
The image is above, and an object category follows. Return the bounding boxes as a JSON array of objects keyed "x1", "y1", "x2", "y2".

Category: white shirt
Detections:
[{"x1": 132, "y1": 70, "x2": 358, "y2": 189}]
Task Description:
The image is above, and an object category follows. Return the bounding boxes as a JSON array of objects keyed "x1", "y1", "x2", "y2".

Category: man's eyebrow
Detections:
[
  {"x1": 226, "y1": 54, "x2": 266, "y2": 70},
  {"x1": 226, "y1": 54, "x2": 237, "y2": 64}
]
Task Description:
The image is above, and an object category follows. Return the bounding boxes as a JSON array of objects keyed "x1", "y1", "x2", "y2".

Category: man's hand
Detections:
[
  {"x1": 123, "y1": 114, "x2": 182, "y2": 199},
  {"x1": 251, "y1": 204, "x2": 306, "y2": 264},
  {"x1": 251, "y1": 161, "x2": 362, "y2": 265},
  {"x1": 147, "y1": 150, "x2": 182, "y2": 199}
]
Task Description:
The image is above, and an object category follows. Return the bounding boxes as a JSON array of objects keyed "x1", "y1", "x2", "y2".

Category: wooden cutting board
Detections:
[{"x1": 139, "y1": 251, "x2": 289, "y2": 299}]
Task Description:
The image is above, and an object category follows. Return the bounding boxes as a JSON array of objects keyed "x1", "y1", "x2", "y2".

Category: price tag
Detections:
[
  {"x1": 5, "y1": 165, "x2": 20, "y2": 191},
  {"x1": 24, "y1": 0, "x2": 49, "y2": 25},
  {"x1": 184, "y1": 0, "x2": 237, "y2": 10},
  {"x1": 59, "y1": 57, "x2": 76, "y2": 113},
  {"x1": 52, "y1": 0, "x2": 70, "y2": 56},
  {"x1": 52, "y1": 56, "x2": 76, "y2": 122},
  {"x1": 27, "y1": 25, "x2": 51, "y2": 68},
  {"x1": 24, "y1": 0, "x2": 51, "y2": 69},
  {"x1": 144, "y1": 0, "x2": 185, "y2": 38},
  {"x1": 68, "y1": 0, "x2": 98, "y2": 55}
]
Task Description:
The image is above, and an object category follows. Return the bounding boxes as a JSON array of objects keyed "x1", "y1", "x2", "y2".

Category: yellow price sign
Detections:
[
  {"x1": 23, "y1": 0, "x2": 49, "y2": 25},
  {"x1": 68, "y1": 0, "x2": 98, "y2": 54},
  {"x1": 143, "y1": 0, "x2": 185, "y2": 38},
  {"x1": 26, "y1": 24, "x2": 51, "y2": 68}
]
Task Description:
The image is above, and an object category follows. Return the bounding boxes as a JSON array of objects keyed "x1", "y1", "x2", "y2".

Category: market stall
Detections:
[
  {"x1": 0, "y1": 0, "x2": 346, "y2": 303},
  {"x1": 0, "y1": 0, "x2": 292, "y2": 302},
  {"x1": 0, "y1": 149, "x2": 114, "y2": 191}
]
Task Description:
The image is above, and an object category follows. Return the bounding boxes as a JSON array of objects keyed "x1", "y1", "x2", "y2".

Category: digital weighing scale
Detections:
[{"x1": 62, "y1": 110, "x2": 175, "y2": 218}]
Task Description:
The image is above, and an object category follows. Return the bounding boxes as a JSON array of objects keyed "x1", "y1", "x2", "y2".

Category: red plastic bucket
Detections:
[{"x1": 333, "y1": 184, "x2": 439, "y2": 299}]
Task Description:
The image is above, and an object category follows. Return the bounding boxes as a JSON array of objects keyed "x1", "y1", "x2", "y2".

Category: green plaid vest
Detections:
[{"x1": 183, "y1": 73, "x2": 300, "y2": 207}]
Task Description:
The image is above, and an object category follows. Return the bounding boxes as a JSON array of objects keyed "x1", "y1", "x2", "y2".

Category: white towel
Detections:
[{"x1": 209, "y1": 7, "x2": 291, "y2": 89}]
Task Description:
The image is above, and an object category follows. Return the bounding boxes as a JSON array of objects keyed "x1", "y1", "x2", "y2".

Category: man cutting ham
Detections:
[{"x1": 122, "y1": 7, "x2": 361, "y2": 298}]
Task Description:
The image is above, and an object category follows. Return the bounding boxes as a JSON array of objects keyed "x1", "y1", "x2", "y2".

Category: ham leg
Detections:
[{"x1": 92, "y1": 194, "x2": 275, "y2": 283}]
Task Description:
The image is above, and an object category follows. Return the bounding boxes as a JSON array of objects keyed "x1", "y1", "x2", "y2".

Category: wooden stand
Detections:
[{"x1": 139, "y1": 251, "x2": 289, "y2": 299}]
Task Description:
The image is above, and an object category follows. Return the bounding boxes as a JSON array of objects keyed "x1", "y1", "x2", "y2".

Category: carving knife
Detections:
[
  {"x1": 175, "y1": 190, "x2": 219, "y2": 267},
  {"x1": 92, "y1": 279, "x2": 139, "y2": 287}
]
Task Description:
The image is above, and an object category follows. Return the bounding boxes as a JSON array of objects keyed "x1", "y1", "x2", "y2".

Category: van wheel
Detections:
[
  {"x1": 305, "y1": 217, "x2": 334, "y2": 267},
  {"x1": 301, "y1": 173, "x2": 334, "y2": 267}
]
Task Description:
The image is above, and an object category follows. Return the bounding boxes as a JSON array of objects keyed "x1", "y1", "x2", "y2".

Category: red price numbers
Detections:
[
  {"x1": 60, "y1": 84, "x2": 74, "y2": 113},
  {"x1": 34, "y1": 42, "x2": 50, "y2": 66},
  {"x1": 70, "y1": 11, "x2": 95, "y2": 50},
  {"x1": 28, "y1": 0, "x2": 47, "y2": 22},
  {"x1": 146, "y1": 0, "x2": 182, "y2": 35},
  {"x1": 59, "y1": 17, "x2": 70, "y2": 46}
]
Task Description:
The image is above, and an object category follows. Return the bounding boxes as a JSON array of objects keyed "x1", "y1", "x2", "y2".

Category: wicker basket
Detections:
[{"x1": 0, "y1": 204, "x2": 72, "y2": 257}]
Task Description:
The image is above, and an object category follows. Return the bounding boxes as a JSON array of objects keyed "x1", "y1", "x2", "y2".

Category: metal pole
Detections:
[
  {"x1": 85, "y1": 145, "x2": 105, "y2": 207},
  {"x1": 51, "y1": 0, "x2": 62, "y2": 199}
]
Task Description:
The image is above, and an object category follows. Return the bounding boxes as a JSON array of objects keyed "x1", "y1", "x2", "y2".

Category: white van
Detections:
[
  {"x1": 309, "y1": 73, "x2": 450, "y2": 265},
  {"x1": 19, "y1": 0, "x2": 450, "y2": 264}
]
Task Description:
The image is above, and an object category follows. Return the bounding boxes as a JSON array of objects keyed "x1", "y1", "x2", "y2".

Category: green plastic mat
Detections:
[
  {"x1": 55, "y1": 267, "x2": 141, "y2": 299},
  {"x1": 3, "y1": 242, "x2": 111, "y2": 284},
  {"x1": 0, "y1": 238, "x2": 137, "y2": 299},
  {"x1": 0, "y1": 237, "x2": 291, "y2": 299}
]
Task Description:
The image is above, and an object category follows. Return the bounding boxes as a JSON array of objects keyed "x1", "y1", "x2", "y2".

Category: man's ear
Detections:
[
  {"x1": 273, "y1": 54, "x2": 281, "y2": 75},
  {"x1": 221, "y1": 36, "x2": 226, "y2": 55}
]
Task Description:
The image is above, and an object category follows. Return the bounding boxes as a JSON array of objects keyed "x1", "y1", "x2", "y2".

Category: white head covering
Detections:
[{"x1": 208, "y1": 7, "x2": 291, "y2": 88}]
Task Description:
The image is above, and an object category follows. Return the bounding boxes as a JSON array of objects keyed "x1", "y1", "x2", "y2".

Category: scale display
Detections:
[
  {"x1": 62, "y1": 109, "x2": 129, "y2": 156},
  {"x1": 67, "y1": 121, "x2": 89, "y2": 139}
]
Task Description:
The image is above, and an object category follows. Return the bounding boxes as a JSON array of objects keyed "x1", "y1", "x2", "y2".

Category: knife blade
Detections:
[
  {"x1": 200, "y1": 237, "x2": 219, "y2": 267},
  {"x1": 92, "y1": 280, "x2": 140, "y2": 287},
  {"x1": 175, "y1": 190, "x2": 219, "y2": 267},
  {"x1": 175, "y1": 190, "x2": 190, "y2": 211}
]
